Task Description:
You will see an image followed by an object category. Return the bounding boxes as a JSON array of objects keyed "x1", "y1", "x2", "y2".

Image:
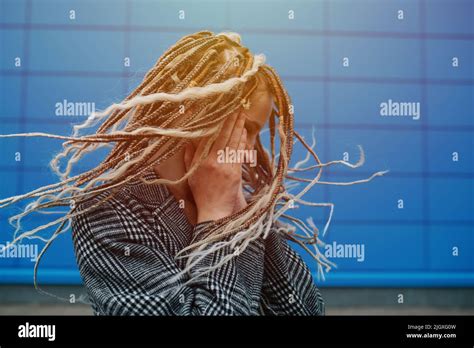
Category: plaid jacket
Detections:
[{"x1": 71, "y1": 170, "x2": 325, "y2": 316}]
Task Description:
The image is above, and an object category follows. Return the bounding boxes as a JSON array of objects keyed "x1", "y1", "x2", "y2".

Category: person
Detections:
[{"x1": 69, "y1": 31, "x2": 325, "y2": 315}]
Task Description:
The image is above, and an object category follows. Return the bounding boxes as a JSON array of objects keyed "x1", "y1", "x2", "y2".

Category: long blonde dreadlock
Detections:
[{"x1": 0, "y1": 31, "x2": 387, "y2": 297}]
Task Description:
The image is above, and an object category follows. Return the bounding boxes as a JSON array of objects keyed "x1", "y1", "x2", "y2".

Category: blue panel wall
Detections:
[{"x1": 0, "y1": 0, "x2": 472, "y2": 286}]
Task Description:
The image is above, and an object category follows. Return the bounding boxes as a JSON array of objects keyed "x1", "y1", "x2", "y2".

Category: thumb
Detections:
[{"x1": 183, "y1": 141, "x2": 195, "y2": 172}]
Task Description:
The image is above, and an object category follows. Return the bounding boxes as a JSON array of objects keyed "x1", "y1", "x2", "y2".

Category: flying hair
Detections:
[{"x1": 0, "y1": 31, "x2": 388, "y2": 300}]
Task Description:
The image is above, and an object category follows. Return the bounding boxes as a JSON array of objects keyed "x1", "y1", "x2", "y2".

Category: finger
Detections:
[
  {"x1": 183, "y1": 142, "x2": 195, "y2": 172},
  {"x1": 212, "y1": 110, "x2": 240, "y2": 151},
  {"x1": 227, "y1": 112, "x2": 246, "y2": 150},
  {"x1": 237, "y1": 128, "x2": 247, "y2": 152},
  {"x1": 233, "y1": 128, "x2": 247, "y2": 169},
  {"x1": 190, "y1": 136, "x2": 209, "y2": 167}
]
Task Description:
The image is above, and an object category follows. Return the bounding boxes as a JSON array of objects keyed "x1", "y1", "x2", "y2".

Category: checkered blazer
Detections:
[{"x1": 71, "y1": 170, "x2": 325, "y2": 316}]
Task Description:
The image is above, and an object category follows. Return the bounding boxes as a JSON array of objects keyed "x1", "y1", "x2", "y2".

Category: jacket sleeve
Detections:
[
  {"x1": 71, "y1": 200, "x2": 263, "y2": 316},
  {"x1": 259, "y1": 226, "x2": 325, "y2": 316}
]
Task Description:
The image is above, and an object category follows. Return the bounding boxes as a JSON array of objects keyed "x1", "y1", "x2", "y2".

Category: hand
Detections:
[{"x1": 184, "y1": 111, "x2": 248, "y2": 224}]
